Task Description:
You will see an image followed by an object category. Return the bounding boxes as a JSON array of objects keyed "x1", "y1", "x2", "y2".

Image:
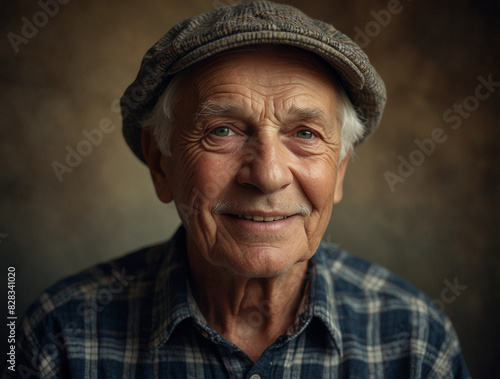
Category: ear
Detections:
[
  {"x1": 141, "y1": 128, "x2": 174, "y2": 203},
  {"x1": 333, "y1": 152, "x2": 351, "y2": 204}
]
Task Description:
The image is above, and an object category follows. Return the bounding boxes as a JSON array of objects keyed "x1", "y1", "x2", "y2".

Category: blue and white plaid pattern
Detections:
[{"x1": 6, "y1": 227, "x2": 470, "y2": 378}]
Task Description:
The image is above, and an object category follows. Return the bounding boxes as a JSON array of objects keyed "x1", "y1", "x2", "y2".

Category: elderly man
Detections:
[{"x1": 9, "y1": 2, "x2": 470, "y2": 378}]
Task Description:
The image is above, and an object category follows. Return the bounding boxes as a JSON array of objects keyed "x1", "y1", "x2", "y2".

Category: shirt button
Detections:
[
  {"x1": 201, "y1": 331, "x2": 209, "y2": 339},
  {"x1": 250, "y1": 375, "x2": 261, "y2": 379}
]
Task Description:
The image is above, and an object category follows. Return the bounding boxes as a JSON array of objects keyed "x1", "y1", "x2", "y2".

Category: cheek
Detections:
[
  {"x1": 176, "y1": 152, "x2": 238, "y2": 210},
  {"x1": 296, "y1": 158, "x2": 337, "y2": 250},
  {"x1": 297, "y1": 157, "x2": 338, "y2": 208}
]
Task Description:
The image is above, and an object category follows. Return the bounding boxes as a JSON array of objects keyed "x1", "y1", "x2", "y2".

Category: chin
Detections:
[
  {"x1": 223, "y1": 246, "x2": 307, "y2": 279},
  {"x1": 233, "y1": 266, "x2": 291, "y2": 279}
]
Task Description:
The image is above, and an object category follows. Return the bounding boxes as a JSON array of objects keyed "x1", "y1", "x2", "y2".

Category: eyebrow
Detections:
[
  {"x1": 194, "y1": 100, "x2": 240, "y2": 122},
  {"x1": 288, "y1": 106, "x2": 331, "y2": 125}
]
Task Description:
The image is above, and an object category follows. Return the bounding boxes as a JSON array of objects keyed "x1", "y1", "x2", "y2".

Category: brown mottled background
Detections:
[{"x1": 1, "y1": 0, "x2": 499, "y2": 376}]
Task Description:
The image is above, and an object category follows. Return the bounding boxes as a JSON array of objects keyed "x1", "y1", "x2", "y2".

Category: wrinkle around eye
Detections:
[
  {"x1": 202, "y1": 128, "x2": 246, "y2": 154},
  {"x1": 281, "y1": 130, "x2": 332, "y2": 157}
]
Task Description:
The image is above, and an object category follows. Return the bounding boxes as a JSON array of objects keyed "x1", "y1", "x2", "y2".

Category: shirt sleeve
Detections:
[
  {"x1": 420, "y1": 306, "x2": 471, "y2": 379},
  {"x1": 3, "y1": 297, "x2": 75, "y2": 379}
]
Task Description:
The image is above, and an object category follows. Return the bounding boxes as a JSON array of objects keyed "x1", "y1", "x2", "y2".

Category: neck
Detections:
[{"x1": 187, "y1": 251, "x2": 309, "y2": 362}]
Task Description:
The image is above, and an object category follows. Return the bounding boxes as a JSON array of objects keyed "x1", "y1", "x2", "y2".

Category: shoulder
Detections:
[
  {"x1": 314, "y1": 242, "x2": 471, "y2": 378},
  {"x1": 12, "y1": 241, "x2": 170, "y2": 377},
  {"x1": 26, "y1": 241, "x2": 167, "y2": 322},
  {"x1": 315, "y1": 241, "x2": 450, "y2": 326},
  {"x1": 315, "y1": 241, "x2": 435, "y2": 306}
]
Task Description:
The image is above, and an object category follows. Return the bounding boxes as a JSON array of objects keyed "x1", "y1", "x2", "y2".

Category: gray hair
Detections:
[{"x1": 142, "y1": 71, "x2": 365, "y2": 163}]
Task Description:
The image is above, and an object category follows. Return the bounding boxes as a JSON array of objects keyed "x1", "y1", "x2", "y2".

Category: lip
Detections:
[
  {"x1": 220, "y1": 212, "x2": 298, "y2": 233},
  {"x1": 233, "y1": 214, "x2": 290, "y2": 222}
]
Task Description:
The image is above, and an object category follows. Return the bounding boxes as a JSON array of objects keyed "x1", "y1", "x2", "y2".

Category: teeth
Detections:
[{"x1": 237, "y1": 215, "x2": 286, "y2": 222}]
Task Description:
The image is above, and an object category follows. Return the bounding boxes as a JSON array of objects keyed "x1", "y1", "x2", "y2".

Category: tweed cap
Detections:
[{"x1": 121, "y1": 1, "x2": 386, "y2": 163}]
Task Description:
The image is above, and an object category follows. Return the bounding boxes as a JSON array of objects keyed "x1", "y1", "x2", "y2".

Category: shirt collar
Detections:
[
  {"x1": 149, "y1": 226, "x2": 198, "y2": 349},
  {"x1": 149, "y1": 229, "x2": 343, "y2": 354},
  {"x1": 307, "y1": 243, "x2": 344, "y2": 354}
]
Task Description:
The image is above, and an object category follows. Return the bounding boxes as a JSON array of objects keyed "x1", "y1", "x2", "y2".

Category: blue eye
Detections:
[
  {"x1": 295, "y1": 130, "x2": 314, "y2": 139},
  {"x1": 212, "y1": 127, "x2": 233, "y2": 137}
]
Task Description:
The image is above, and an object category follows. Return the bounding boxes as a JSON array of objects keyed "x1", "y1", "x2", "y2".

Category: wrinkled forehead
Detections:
[{"x1": 178, "y1": 44, "x2": 345, "y2": 99}]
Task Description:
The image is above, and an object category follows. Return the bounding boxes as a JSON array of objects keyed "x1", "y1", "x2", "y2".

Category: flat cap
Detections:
[{"x1": 121, "y1": 1, "x2": 386, "y2": 162}]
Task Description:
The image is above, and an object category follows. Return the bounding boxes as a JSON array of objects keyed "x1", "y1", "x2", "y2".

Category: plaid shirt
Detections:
[{"x1": 7, "y1": 227, "x2": 470, "y2": 378}]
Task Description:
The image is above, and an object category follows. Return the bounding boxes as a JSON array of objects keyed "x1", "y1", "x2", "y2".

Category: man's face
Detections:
[{"x1": 149, "y1": 47, "x2": 349, "y2": 278}]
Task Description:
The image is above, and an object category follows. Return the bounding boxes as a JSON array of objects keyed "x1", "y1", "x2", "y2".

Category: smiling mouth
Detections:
[{"x1": 235, "y1": 215, "x2": 289, "y2": 222}]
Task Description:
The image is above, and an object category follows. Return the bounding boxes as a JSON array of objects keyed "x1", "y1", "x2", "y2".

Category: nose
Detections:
[{"x1": 236, "y1": 133, "x2": 293, "y2": 194}]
